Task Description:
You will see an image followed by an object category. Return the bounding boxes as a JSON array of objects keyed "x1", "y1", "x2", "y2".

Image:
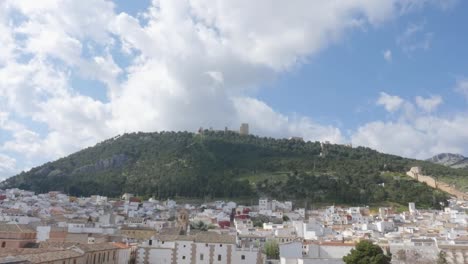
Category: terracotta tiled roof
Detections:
[
  {"x1": 39, "y1": 242, "x2": 119, "y2": 252},
  {"x1": 74, "y1": 243, "x2": 120, "y2": 252},
  {"x1": 112, "y1": 242, "x2": 130, "y2": 249},
  {"x1": 154, "y1": 232, "x2": 236, "y2": 244},
  {"x1": 194, "y1": 233, "x2": 236, "y2": 244},
  {"x1": 0, "y1": 248, "x2": 81, "y2": 263},
  {"x1": 0, "y1": 249, "x2": 56, "y2": 257},
  {"x1": 38, "y1": 242, "x2": 78, "y2": 249},
  {"x1": 0, "y1": 224, "x2": 35, "y2": 233}
]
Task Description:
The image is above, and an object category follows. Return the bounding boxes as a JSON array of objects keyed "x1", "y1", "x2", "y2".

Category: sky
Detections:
[{"x1": 1, "y1": 0, "x2": 468, "y2": 179}]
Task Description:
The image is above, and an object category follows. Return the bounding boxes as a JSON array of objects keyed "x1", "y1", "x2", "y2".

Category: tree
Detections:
[
  {"x1": 263, "y1": 240, "x2": 280, "y2": 260},
  {"x1": 190, "y1": 221, "x2": 210, "y2": 231},
  {"x1": 252, "y1": 215, "x2": 270, "y2": 227},
  {"x1": 5, "y1": 130, "x2": 454, "y2": 207},
  {"x1": 437, "y1": 251, "x2": 448, "y2": 264},
  {"x1": 343, "y1": 240, "x2": 391, "y2": 264},
  {"x1": 282, "y1": 215, "x2": 290, "y2": 222}
]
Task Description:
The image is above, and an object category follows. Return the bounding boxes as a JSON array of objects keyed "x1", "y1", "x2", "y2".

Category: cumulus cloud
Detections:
[
  {"x1": 0, "y1": 0, "x2": 463, "y2": 179},
  {"x1": 352, "y1": 114, "x2": 468, "y2": 159},
  {"x1": 377, "y1": 92, "x2": 404, "y2": 112},
  {"x1": 455, "y1": 78, "x2": 468, "y2": 100},
  {"x1": 383, "y1": 49, "x2": 392, "y2": 62},
  {"x1": 233, "y1": 97, "x2": 343, "y2": 143},
  {"x1": 353, "y1": 92, "x2": 468, "y2": 159},
  {"x1": 415, "y1": 95, "x2": 443, "y2": 112},
  {"x1": 0, "y1": 154, "x2": 16, "y2": 177}
]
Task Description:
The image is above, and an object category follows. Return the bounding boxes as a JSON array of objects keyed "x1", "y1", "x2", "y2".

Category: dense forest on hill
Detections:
[{"x1": 2, "y1": 130, "x2": 466, "y2": 208}]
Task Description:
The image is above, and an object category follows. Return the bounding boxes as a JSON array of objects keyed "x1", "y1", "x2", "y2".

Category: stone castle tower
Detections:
[{"x1": 177, "y1": 209, "x2": 189, "y2": 235}]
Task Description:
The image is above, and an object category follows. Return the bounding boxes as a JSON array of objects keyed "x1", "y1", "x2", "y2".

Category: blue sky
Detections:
[
  {"x1": 257, "y1": 1, "x2": 468, "y2": 131},
  {"x1": 1, "y1": 0, "x2": 468, "y2": 179}
]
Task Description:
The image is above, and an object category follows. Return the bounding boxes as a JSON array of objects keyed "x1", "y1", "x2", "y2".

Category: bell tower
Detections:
[{"x1": 177, "y1": 209, "x2": 189, "y2": 235}]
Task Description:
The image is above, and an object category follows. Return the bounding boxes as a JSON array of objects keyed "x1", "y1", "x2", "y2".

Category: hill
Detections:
[
  {"x1": 2, "y1": 130, "x2": 467, "y2": 208},
  {"x1": 427, "y1": 153, "x2": 468, "y2": 169}
]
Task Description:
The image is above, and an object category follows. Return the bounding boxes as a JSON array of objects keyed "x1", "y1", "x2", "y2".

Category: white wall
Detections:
[
  {"x1": 281, "y1": 257, "x2": 299, "y2": 264},
  {"x1": 117, "y1": 248, "x2": 131, "y2": 264},
  {"x1": 139, "y1": 248, "x2": 172, "y2": 264},
  {"x1": 293, "y1": 221, "x2": 304, "y2": 238},
  {"x1": 232, "y1": 248, "x2": 259, "y2": 264},
  {"x1": 300, "y1": 259, "x2": 344, "y2": 264},
  {"x1": 194, "y1": 243, "x2": 211, "y2": 264},
  {"x1": 176, "y1": 241, "x2": 192, "y2": 264},
  {"x1": 212, "y1": 243, "x2": 228, "y2": 263},
  {"x1": 36, "y1": 226, "x2": 51, "y2": 242},
  {"x1": 280, "y1": 242, "x2": 302, "y2": 259},
  {"x1": 138, "y1": 240, "x2": 263, "y2": 264},
  {"x1": 307, "y1": 244, "x2": 353, "y2": 259},
  {"x1": 136, "y1": 248, "x2": 146, "y2": 264}
]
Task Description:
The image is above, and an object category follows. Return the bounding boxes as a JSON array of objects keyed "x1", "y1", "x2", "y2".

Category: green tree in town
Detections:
[
  {"x1": 190, "y1": 220, "x2": 214, "y2": 231},
  {"x1": 437, "y1": 251, "x2": 448, "y2": 264},
  {"x1": 264, "y1": 240, "x2": 280, "y2": 260},
  {"x1": 343, "y1": 240, "x2": 391, "y2": 264}
]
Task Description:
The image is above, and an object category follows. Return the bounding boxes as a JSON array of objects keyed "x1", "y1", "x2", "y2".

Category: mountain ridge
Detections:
[
  {"x1": 2, "y1": 130, "x2": 466, "y2": 208},
  {"x1": 427, "y1": 153, "x2": 468, "y2": 169}
]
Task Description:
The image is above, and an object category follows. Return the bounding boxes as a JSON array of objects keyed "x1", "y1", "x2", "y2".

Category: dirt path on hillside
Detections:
[{"x1": 407, "y1": 169, "x2": 468, "y2": 200}]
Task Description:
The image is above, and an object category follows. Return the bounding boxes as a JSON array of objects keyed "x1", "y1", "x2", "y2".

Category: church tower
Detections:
[{"x1": 177, "y1": 209, "x2": 189, "y2": 235}]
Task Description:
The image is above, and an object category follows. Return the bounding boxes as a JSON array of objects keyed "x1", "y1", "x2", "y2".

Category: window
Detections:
[
  {"x1": 183, "y1": 245, "x2": 186, "y2": 248},
  {"x1": 107, "y1": 252, "x2": 110, "y2": 261},
  {"x1": 149, "y1": 239, "x2": 152, "y2": 246},
  {"x1": 113, "y1": 251, "x2": 116, "y2": 260},
  {"x1": 205, "y1": 243, "x2": 208, "y2": 247},
  {"x1": 241, "y1": 255, "x2": 245, "y2": 260},
  {"x1": 218, "y1": 255, "x2": 221, "y2": 261},
  {"x1": 182, "y1": 256, "x2": 186, "y2": 260},
  {"x1": 1, "y1": 242, "x2": 5, "y2": 248},
  {"x1": 63, "y1": 261, "x2": 65, "y2": 264},
  {"x1": 200, "y1": 254, "x2": 204, "y2": 260},
  {"x1": 219, "y1": 244, "x2": 223, "y2": 247},
  {"x1": 93, "y1": 254, "x2": 96, "y2": 264},
  {"x1": 74, "y1": 260, "x2": 77, "y2": 264}
]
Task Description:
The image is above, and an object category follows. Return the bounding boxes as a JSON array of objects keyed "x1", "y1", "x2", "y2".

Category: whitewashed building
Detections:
[
  {"x1": 280, "y1": 241, "x2": 354, "y2": 264},
  {"x1": 137, "y1": 232, "x2": 265, "y2": 264}
]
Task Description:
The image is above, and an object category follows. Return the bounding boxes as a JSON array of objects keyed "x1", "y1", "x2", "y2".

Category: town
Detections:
[{"x1": 0, "y1": 188, "x2": 465, "y2": 264}]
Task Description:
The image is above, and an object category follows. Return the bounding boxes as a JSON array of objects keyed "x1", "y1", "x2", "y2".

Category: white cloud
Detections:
[
  {"x1": 383, "y1": 49, "x2": 392, "y2": 62},
  {"x1": 377, "y1": 92, "x2": 404, "y2": 112},
  {"x1": 352, "y1": 121, "x2": 428, "y2": 158},
  {"x1": 354, "y1": 90, "x2": 467, "y2": 159},
  {"x1": 233, "y1": 97, "x2": 343, "y2": 143},
  {"x1": 0, "y1": 0, "x2": 462, "y2": 177},
  {"x1": 398, "y1": 0, "x2": 459, "y2": 13},
  {"x1": 455, "y1": 78, "x2": 468, "y2": 100},
  {"x1": 415, "y1": 95, "x2": 443, "y2": 112},
  {"x1": 0, "y1": 153, "x2": 16, "y2": 177},
  {"x1": 2, "y1": 129, "x2": 41, "y2": 157},
  {"x1": 105, "y1": 0, "x2": 418, "y2": 135},
  {"x1": 397, "y1": 22, "x2": 433, "y2": 53},
  {"x1": 352, "y1": 114, "x2": 468, "y2": 159}
]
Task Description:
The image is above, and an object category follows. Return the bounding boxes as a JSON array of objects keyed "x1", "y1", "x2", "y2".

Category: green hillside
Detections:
[{"x1": 2, "y1": 130, "x2": 466, "y2": 208}]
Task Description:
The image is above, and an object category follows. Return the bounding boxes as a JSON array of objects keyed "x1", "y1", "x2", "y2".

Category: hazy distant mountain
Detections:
[{"x1": 427, "y1": 153, "x2": 468, "y2": 169}]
